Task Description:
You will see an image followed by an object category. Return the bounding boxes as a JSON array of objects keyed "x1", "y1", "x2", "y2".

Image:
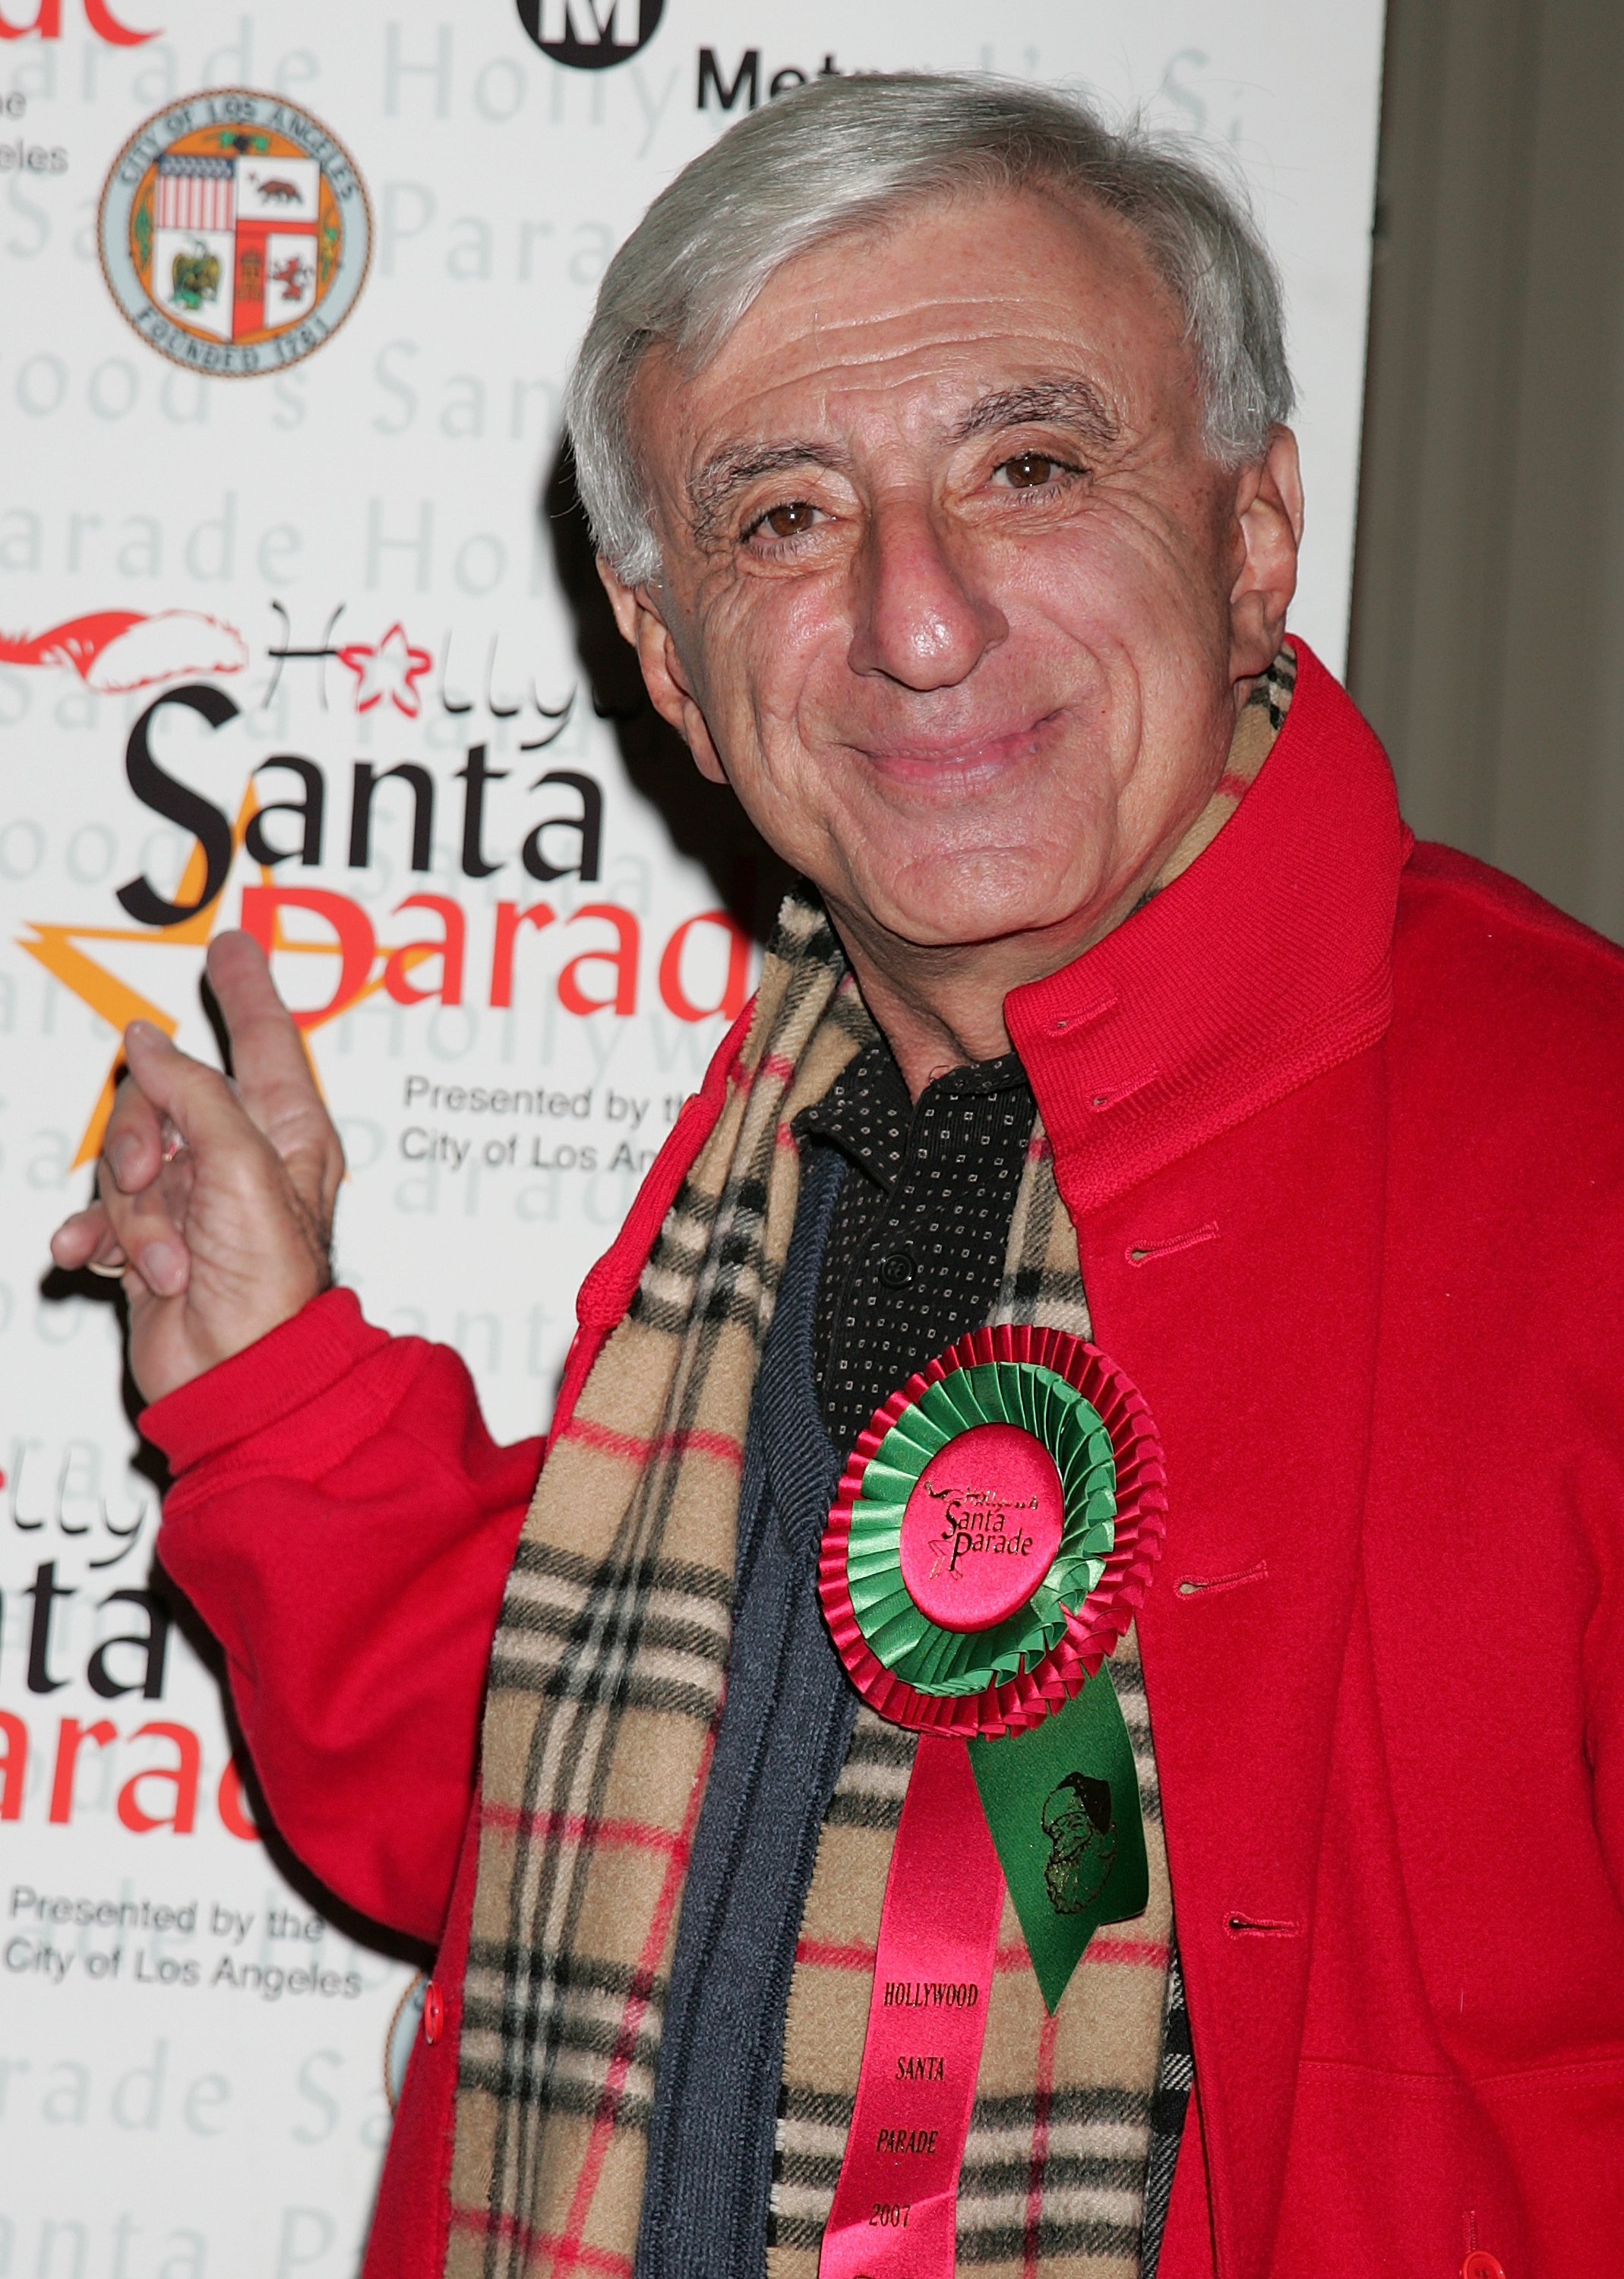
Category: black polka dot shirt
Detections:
[{"x1": 797, "y1": 1036, "x2": 1038, "y2": 1461}]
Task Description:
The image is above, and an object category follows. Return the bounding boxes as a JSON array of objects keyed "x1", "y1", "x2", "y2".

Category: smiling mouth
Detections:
[{"x1": 853, "y1": 711, "x2": 1064, "y2": 789}]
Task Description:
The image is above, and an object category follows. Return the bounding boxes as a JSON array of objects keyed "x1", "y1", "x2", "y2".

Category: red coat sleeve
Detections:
[{"x1": 143, "y1": 1288, "x2": 541, "y2": 1946}]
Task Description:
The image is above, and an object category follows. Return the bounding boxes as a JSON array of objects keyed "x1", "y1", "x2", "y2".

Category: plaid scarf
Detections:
[{"x1": 449, "y1": 658, "x2": 1295, "y2": 2278}]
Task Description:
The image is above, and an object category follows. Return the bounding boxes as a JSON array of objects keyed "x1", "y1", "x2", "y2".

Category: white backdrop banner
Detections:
[{"x1": 0, "y1": 5, "x2": 1385, "y2": 2274}]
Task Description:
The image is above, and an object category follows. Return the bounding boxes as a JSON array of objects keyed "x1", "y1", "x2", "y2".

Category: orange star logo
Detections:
[{"x1": 19, "y1": 792, "x2": 412, "y2": 1168}]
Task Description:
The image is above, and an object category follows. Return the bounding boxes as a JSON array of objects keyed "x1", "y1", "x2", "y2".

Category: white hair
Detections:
[{"x1": 564, "y1": 71, "x2": 1295, "y2": 583}]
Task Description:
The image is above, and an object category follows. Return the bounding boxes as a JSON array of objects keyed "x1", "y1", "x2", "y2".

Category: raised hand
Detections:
[{"x1": 49, "y1": 930, "x2": 345, "y2": 1406}]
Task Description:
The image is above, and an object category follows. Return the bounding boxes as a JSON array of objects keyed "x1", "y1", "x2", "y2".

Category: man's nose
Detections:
[{"x1": 846, "y1": 498, "x2": 1007, "y2": 690}]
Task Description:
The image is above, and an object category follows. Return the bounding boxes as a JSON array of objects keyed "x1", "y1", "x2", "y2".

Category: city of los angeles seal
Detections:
[{"x1": 97, "y1": 90, "x2": 371, "y2": 376}]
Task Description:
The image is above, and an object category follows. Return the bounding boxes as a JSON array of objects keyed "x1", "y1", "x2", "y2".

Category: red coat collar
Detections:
[{"x1": 1005, "y1": 641, "x2": 1409, "y2": 1213}]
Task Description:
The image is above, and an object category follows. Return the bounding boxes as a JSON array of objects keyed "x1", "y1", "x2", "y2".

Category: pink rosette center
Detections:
[{"x1": 899, "y1": 1423, "x2": 1065, "y2": 1633}]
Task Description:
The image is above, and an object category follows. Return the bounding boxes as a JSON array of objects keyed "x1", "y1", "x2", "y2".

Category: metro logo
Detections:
[
  {"x1": 540, "y1": 0, "x2": 636, "y2": 40},
  {"x1": 517, "y1": 0, "x2": 664, "y2": 69}
]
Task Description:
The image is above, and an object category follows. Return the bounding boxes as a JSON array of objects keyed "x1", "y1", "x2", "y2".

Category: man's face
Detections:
[{"x1": 608, "y1": 188, "x2": 1300, "y2": 966}]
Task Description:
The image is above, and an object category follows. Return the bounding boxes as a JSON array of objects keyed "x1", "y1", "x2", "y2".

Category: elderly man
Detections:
[{"x1": 53, "y1": 72, "x2": 1624, "y2": 2279}]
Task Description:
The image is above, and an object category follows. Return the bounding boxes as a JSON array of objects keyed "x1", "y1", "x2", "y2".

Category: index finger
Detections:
[
  {"x1": 204, "y1": 930, "x2": 323, "y2": 1120},
  {"x1": 203, "y1": 930, "x2": 340, "y2": 1209}
]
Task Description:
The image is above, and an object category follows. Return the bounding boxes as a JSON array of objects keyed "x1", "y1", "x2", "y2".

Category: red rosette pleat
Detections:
[{"x1": 817, "y1": 1325, "x2": 1167, "y2": 1739}]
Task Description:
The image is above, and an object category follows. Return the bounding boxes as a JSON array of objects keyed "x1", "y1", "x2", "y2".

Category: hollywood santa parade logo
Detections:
[
  {"x1": 9, "y1": 597, "x2": 757, "y2": 1175},
  {"x1": 97, "y1": 90, "x2": 371, "y2": 376}
]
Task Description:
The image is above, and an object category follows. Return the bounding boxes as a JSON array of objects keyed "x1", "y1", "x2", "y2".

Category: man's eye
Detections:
[
  {"x1": 997, "y1": 452, "x2": 1066, "y2": 490},
  {"x1": 755, "y1": 500, "x2": 821, "y2": 539}
]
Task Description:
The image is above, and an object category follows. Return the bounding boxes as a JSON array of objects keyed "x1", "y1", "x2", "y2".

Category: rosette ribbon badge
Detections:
[{"x1": 816, "y1": 1325, "x2": 1168, "y2": 2277}]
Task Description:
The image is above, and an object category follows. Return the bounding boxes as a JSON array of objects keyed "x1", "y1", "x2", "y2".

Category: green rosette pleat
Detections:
[{"x1": 846, "y1": 1363, "x2": 1117, "y2": 1697}]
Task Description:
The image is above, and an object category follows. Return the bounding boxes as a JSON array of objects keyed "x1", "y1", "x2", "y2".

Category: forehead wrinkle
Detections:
[{"x1": 707, "y1": 248, "x2": 1152, "y2": 396}]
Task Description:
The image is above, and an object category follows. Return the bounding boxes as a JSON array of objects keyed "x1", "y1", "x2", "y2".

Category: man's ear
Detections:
[
  {"x1": 1227, "y1": 425, "x2": 1303, "y2": 684},
  {"x1": 596, "y1": 558, "x2": 728, "y2": 785}
]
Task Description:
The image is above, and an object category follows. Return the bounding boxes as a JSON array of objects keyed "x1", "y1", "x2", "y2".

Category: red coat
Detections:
[{"x1": 148, "y1": 646, "x2": 1624, "y2": 2278}]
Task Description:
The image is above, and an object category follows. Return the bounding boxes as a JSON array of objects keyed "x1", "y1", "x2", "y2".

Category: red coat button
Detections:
[
  {"x1": 422, "y1": 1979, "x2": 444, "y2": 2047},
  {"x1": 1461, "y1": 2254, "x2": 1506, "y2": 2279}
]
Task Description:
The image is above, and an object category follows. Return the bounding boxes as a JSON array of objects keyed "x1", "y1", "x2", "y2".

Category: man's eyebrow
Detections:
[
  {"x1": 952, "y1": 378, "x2": 1120, "y2": 450},
  {"x1": 687, "y1": 441, "x2": 842, "y2": 539}
]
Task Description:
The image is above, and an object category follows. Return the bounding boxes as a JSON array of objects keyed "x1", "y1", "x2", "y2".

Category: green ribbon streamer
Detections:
[{"x1": 968, "y1": 1667, "x2": 1148, "y2": 2013}]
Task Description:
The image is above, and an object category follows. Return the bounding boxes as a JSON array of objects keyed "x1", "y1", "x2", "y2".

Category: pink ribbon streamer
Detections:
[{"x1": 818, "y1": 1736, "x2": 1005, "y2": 2277}]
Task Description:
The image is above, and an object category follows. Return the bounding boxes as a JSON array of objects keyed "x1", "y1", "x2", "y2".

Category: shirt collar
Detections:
[{"x1": 797, "y1": 1035, "x2": 1031, "y2": 1193}]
